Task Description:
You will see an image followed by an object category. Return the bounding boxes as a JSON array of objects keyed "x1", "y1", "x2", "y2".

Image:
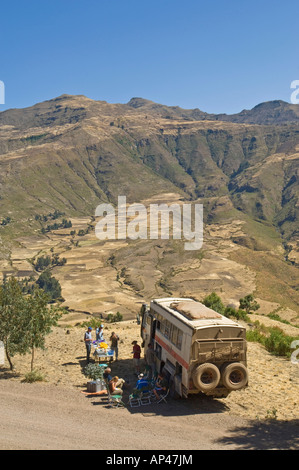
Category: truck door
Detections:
[{"x1": 151, "y1": 319, "x2": 157, "y2": 341}]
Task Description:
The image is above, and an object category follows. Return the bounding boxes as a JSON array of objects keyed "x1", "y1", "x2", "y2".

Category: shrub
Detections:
[
  {"x1": 239, "y1": 294, "x2": 260, "y2": 314},
  {"x1": 83, "y1": 363, "x2": 104, "y2": 381},
  {"x1": 81, "y1": 318, "x2": 104, "y2": 330},
  {"x1": 107, "y1": 312, "x2": 123, "y2": 323},
  {"x1": 246, "y1": 329, "x2": 265, "y2": 344},
  {"x1": 224, "y1": 306, "x2": 250, "y2": 322},
  {"x1": 202, "y1": 292, "x2": 225, "y2": 314},
  {"x1": 264, "y1": 327, "x2": 295, "y2": 357},
  {"x1": 246, "y1": 322, "x2": 299, "y2": 358},
  {"x1": 23, "y1": 370, "x2": 45, "y2": 383},
  {"x1": 234, "y1": 309, "x2": 250, "y2": 322}
]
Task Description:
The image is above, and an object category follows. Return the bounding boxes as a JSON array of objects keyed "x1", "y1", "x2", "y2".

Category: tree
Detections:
[
  {"x1": 0, "y1": 277, "x2": 28, "y2": 370},
  {"x1": 0, "y1": 276, "x2": 64, "y2": 371},
  {"x1": 239, "y1": 294, "x2": 260, "y2": 314},
  {"x1": 23, "y1": 288, "x2": 63, "y2": 371},
  {"x1": 36, "y1": 271, "x2": 62, "y2": 302},
  {"x1": 34, "y1": 255, "x2": 52, "y2": 271},
  {"x1": 202, "y1": 292, "x2": 225, "y2": 314}
]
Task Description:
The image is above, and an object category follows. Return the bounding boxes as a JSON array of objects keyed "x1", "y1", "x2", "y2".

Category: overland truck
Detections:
[{"x1": 140, "y1": 297, "x2": 248, "y2": 398}]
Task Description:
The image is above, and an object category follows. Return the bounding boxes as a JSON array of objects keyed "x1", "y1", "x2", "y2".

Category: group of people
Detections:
[
  {"x1": 133, "y1": 371, "x2": 168, "y2": 399},
  {"x1": 84, "y1": 327, "x2": 168, "y2": 399},
  {"x1": 102, "y1": 366, "x2": 168, "y2": 400},
  {"x1": 84, "y1": 324, "x2": 141, "y2": 371},
  {"x1": 132, "y1": 341, "x2": 168, "y2": 399},
  {"x1": 84, "y1": 325, "x2": 119, "y2": 364}
]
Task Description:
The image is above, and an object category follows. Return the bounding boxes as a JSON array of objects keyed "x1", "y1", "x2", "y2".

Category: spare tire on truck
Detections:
[
  {"x1": 221, "y1": 363, "x2": 248, "y2": 391},
  {"x1": 192, "y1": 363, "x2": 220, "y2": 392}
]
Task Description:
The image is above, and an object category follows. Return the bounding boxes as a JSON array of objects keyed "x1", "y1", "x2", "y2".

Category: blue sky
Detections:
[{"x1": 0, "y1": 0, "x2": 299, "y2": 114}]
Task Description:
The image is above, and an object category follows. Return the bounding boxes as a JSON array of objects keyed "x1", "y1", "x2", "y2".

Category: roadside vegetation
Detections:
[
  {"x1": 202, "y1": 291, "x2": 299, "y2": 358},
  {"x1": 246, "y1": 322, "x2": 299, "y2": 358}
]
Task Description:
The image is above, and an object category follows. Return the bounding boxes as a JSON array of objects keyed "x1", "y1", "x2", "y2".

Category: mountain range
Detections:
[{"x1": 0, "y1": 94, "x2": 298, "y2": 244}]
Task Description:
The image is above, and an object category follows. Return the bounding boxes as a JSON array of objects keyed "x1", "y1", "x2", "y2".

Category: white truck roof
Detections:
[{"x1": 151, "y1": 297, "x2": 242, "y2": 329}]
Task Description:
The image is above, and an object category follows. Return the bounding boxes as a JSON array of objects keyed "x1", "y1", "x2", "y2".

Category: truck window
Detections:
[
  {"x1": 157, "y1": 317, "x2": 183, "y2": 350},
  {"x1": 164, "y1": 320, "x2": 171, "y2": 339},
  {"x1": 159, "y1": 321, "x2": 165, "y2": 335},
  {"x1": 177, "y1": 330, "x2": 183, "y2": 349},
  {"x1": 171, "y1": 325, "x2": 178, "y2": 345}
]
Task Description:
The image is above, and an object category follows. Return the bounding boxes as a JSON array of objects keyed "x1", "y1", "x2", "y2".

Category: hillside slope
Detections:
[
  {"x1": 0, "y1": 95, "x2": 298, "y2": 241},
  {"x1": 0, "y1": 94, "x2": 298, "y2": 317}
]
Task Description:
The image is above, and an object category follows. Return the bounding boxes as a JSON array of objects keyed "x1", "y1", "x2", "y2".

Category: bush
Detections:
[
  {"x1": 246, "y1": 322, "x2": 299, "y2": 358},
  {"x1": 81, "y1": 318, "x2": 104, "y2": 330},
  {"x1": 239, "y1": 294, "x2": 260, "y2": 314},
  {"x1": 234, "y1": 309, "x2": 250, "y2": 322},
  {"x1": 83, "y1": 363, "x2": 104, "y2": 381},
  {"x1": 107, "y1": 312, "x2": 123, "y2": 323},
  {"x1": 34, "y1": 254, "x2": 67, "y2": 271},
  {"x1": 224, "y1": 307, "x2": 250, "y2": 322},
  {"x1": 264, "y1": 327, "x2": 295, "y2": 357},
  {"x1": 23, "y1": 370, "x2": 45, "y2": 383},
  {"x1": 202, "y1": 292, "x2": 225, "y2": 314},
  {"x1": 246, "y1": 329, "x2": 265, "y2": 344}
]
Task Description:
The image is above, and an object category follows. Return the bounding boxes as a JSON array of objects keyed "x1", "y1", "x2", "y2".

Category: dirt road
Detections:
[{"x1": 0, "y1": 381, "x2": 298, "y2": 450}]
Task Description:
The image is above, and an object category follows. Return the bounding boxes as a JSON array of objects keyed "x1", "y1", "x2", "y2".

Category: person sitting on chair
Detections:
[
  {"x1": 153, "y1": 373, "x2": 168, "y2": 399},
  {"x1": 103, "y1": 367, "x2": 112, "y2": 383},
  {"x1": 109, "y1": 376, "x2": 125, "y2": 395},
  {"x1": 135, "y1": 373, "x2": 149, "y2": 392}
]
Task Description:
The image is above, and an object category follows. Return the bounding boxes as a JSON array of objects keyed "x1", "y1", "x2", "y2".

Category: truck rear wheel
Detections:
[
  {"x1": 192, "y1": 363, "x2": 220, "y2": 392},
  {"x1": 221, "y1": 363, "x2": 248, "y2": 391}
]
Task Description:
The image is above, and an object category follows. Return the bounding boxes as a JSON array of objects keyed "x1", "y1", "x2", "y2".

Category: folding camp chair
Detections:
[
  {"x1": 105, "y1": 382, "x2": 125, "y2": 408},
  {"x1": 140, "y1": 390, "x2": 151, "y2": 405},
  {"x1": 128, "y1": 392, "x2": 141, "y2": 407},
  {"x1": 157, "y1": 388, "x2": 169, "y2": 404}
]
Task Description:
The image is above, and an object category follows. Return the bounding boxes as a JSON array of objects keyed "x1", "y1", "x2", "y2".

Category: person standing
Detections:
[
  {"x1": 132, "y1": 340, "x2": 141, "y2": 375},
  {"x1": 96, "y1": 324, "x2": 104, "y2": 342},
  {"x1": 84, "y1": 327, "x2": 93, "y2": 363},
  {"x1": 110, "y1": 331, "x2": 119, "y2": 361}
]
